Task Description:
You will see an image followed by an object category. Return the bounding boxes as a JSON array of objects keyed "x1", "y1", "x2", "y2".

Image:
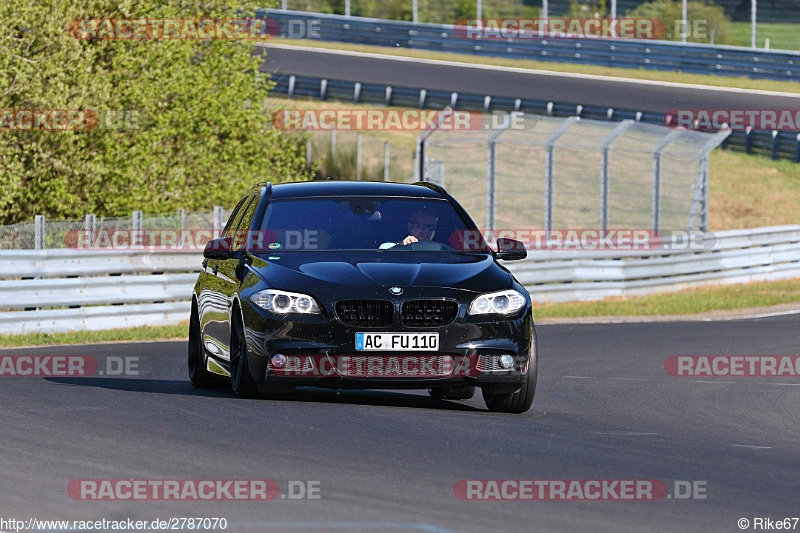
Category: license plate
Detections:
[{"x1": 355, "y1": 332, "x2": 439, "y2": 351}]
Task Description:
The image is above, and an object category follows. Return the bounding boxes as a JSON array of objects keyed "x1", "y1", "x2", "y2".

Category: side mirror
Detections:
[
  {"x1": 495, "y1": 237, "x2": 527, "y2": 260},
  {"x1": 203, "y1": 236, "x2": 235, "y2": 260}
]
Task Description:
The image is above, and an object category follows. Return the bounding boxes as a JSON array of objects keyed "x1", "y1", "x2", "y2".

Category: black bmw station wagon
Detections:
[{"x1": 189, "y1": 181, "x2": 537, "y2": 413}]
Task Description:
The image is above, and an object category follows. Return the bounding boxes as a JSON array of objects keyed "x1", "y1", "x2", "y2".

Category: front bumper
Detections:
[{"x1": 235, "y1": 289, "x2": 535, "y2": 391}]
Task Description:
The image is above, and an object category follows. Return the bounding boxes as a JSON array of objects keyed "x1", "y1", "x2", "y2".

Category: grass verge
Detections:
[
  {"x1": 730, "y1": 23, "x2": 799, "y2": 51},
  {"x1": 267, "y1": 38, "x2": 800, "y2": 95},
  {"x1": 534, "y1": 278, "x2": 800, "y2": 319},
  {"x1": 0, "y1": 324, "x2": 187, "y2": 348}
]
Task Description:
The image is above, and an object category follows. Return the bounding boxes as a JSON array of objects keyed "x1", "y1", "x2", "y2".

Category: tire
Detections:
[
  {"x1": 428, "y1": 385, "x2": 476, "y2": 400},
  {"x1": 188, "y1": 302, "x2": 214, "y2": 389},
  {"x1": 229, "y1": 309, "x2": 260, "y2": 399},
  {"x1": 482, "y1": 327, "x2": 538, "y2": 414}
]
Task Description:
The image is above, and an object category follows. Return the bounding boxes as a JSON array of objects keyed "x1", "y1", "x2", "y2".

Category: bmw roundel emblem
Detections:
[{"x1": 390, "y1": 286, "x2": 403, "y2": 295}]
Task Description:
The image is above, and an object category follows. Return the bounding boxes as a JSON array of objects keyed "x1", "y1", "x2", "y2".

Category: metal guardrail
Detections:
[
  {"x1": 269, "y1": 73, "x2": 800, "y2": 163},
  {"x1": 262, "y1": 9, "x2": 800, "y2": 82},
  {"x1": 1, "y1": 226, "x2": 798, "y2": 334}
]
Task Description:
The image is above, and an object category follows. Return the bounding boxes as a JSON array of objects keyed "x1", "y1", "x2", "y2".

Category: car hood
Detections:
[{"x1": 249, "y1": 251, "x2": 510, "y2": 295}]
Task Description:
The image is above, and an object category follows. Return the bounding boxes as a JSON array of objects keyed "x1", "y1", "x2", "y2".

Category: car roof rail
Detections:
[
  {"x1": 254, "y1": 181, "x2": 272, "y2": 198},
  {"x1": 412, "y1": 181, "x2": 447, "y2": 197}
]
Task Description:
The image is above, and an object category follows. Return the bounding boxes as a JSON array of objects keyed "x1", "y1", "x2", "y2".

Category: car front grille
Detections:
[
  {"x1": 400, "y1": 299, "x2": 459, "y2": 327},
  {"x1": 335, "y1": 299, "x2": 394, "y2": 328}
]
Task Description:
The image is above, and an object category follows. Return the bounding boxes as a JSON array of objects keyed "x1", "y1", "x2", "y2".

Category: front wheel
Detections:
[
  {"x1": 482, "y1": 370, "x2": 536, "y2": 413},
  {"x1": 229, "y1": 312, "x2": 260, "y2": 399},
  {"x1": 483, "y1": 327, "x2": 538, "y2": 413}
]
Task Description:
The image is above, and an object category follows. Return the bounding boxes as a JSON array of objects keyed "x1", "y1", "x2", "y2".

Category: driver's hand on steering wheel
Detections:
[{"x1": 401, "y1": 235, "x2": 419, "y2": 245}]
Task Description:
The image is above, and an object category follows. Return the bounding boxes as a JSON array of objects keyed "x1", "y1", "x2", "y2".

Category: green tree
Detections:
[
  {"x1": 0, "y1": 0, "x2": 311, "y2": 224},
  {"x1": 628, "y1": 0, "x2": 735, "y2": 44}
]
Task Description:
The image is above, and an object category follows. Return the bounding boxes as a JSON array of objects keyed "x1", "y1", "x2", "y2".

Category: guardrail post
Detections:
[
  {"x1": 771, "y1": 130, "x2": 779, "y2": 160},
  {"x1": 384, "y1": 141, "x2": 390, "y2": 181},
  {"x1": 796, "y1": 133, "x2": 800, "y2": 163},
  {"x1": 84, "y1": 214, "x2": 96, "y2": 248},
  {"x1": 356, "y1": 133, "x2": 362, "y2": 180},
  {"x1": 385, "y1": 86, "x2": 392, "y2": 106},
  {"x1": 354, "y1": 82, "x2": 361, "y2": 104},
  {"x1": 288, "y1": 75, "x2": 296, "y2": 99},
  {"x1": 331, "y1": 129, "x2": 337, "y2": 163},
  {"x1": 745, "y1": 127, "x2": 753, "y2": 153},
  {"x1": 213, "y1": 206, "x2": 224, "y2": 237},
  {"x1": 451, "y1": 92, "x2": 458, "y2": 108},
  {"x1": 600, "y1": 120, "x2": 635, "y2": 234},
  {"x1": 419, "y1": 89, "x2": 427, "y2": 109},
  {"x1": 34, "y1": 215, "x2": 45, "y2": 249},
  {"x1": 544, "y1": 117, "x2": 578, "y2": 235},
  {"x1": 320, "y1": 79, "x2": 327, "y2": 100},
  {"x1": 306, "y1": 138, "x2": 312, "y2": 167}
]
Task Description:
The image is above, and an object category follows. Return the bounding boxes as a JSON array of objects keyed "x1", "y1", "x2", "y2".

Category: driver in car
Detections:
[{"x1": 379, "y1": 209, "x2": 437, "y2": 249}]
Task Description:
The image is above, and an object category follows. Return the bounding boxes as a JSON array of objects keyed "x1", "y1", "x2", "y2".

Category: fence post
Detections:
[
  {"x1": 34, "y1": 215, "x2": 45, "y2": 249},
  {"x1": 384, "y1": 141, "x2": 390, "y2": 181},
  {"x1": 178, "y1": 208, "x2": 185, "y2": 248},
  {"x1": 331, "y1": 129, "x2": 337, "y2": 164},
  {"x1": 652, "y1": 130, "x2": 682, "y2": 233},
  {"x1": 415, "y1": 107, "x2": 453, "y2": 181},
  {"x1": 84, "y1": 214, "x2": 96, "y2": 248},
  {"x1": 213, "y1": 206, "x2": 224, "y2": 237},
  {"x1": 486, "y1": 124, "x2": 510, "y2": 232},
  {"x1": 356, "y1": 133, "x2": 362, "y2": 180},
  {"x1": 306, "y1": 138, "x2": 312, "y2": 167},
  {"x1": 745, "y1": 127, "x2": 753, "y2": 153},
  {"x1": 544, "y1": 117, "x2": 578, "y2": 235},
  {"x1": 132, "y1": 210, "x2": 143, "y2": 247},
  {"x1": 600, "y1": 120, "x2": 635, "y2": 234}
]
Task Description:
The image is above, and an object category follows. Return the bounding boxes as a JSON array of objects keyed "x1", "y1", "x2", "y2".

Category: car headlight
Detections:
[
  {"x1": 468, "y1": 289, "x2": 526, "y2": 316},
  {"x1": 250, "y1": 289, "x2": 321, "y2": 314}
]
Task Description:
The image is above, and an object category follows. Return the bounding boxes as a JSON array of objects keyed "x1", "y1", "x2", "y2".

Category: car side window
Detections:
[
  {"x1": 221, "y1": 197, "x2": 250, "y2": 238},
  {"x1": 232, "y1": 194, "x2": 259, "y2": 252}
]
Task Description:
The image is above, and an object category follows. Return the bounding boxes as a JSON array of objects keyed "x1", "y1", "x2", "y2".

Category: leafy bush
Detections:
[{"x1": 0, "y1": 0, "x2": 311, "y2": 224}]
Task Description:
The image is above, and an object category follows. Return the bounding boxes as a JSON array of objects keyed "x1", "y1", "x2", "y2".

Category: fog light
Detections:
[
  {"x1": 499, "y1": 354, "x2": 514, "y2": 369},
  {"x1": 271, "y1": 354, "x2": 287, "y2": 368}
]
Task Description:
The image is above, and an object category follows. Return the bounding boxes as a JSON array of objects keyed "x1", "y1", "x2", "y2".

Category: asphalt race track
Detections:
[
  {"x1": 2, "y1": 314, "x2": 799, "y2": 532},
  {"x1": 257, "y1": 45, "x2": 800, "y2": 114}
]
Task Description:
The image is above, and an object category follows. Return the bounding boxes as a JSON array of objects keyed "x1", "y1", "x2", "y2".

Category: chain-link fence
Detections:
[
  {"x1": 418, "y1": 114, "x2": 730, "y2": 233},
  {"x1": 275, "y1": 1, "x2": 800, "y2": 48},
  {"x1": 0, "y1": 113, "x2": 730, "y2": 247},
  {"x1": 0, "y1": 209, "x2": 234, "y2": 250},
  {"x1": 305, "y1": 130, "x2": 416, "y2": 182}
]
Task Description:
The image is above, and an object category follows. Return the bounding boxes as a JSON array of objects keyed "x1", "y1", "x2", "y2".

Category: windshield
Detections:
[{"x1": 253, "y1": 196, "x2": 488, "y2": 252}]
